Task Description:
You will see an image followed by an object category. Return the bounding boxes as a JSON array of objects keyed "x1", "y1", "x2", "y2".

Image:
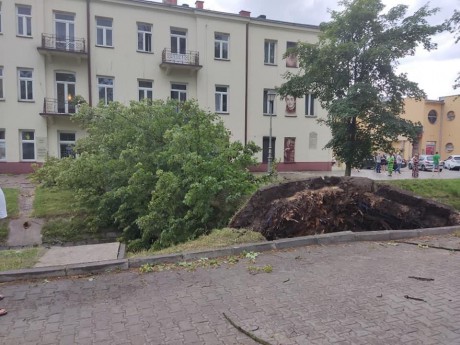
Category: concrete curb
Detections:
[{"x1": 1, "y1": 225, "x2": 459, "y2": 282}]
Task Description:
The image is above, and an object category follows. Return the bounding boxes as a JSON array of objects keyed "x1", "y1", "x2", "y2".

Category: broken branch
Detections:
[{"x1": 223, "y1": 312, "x2": 273, "y2": 345}]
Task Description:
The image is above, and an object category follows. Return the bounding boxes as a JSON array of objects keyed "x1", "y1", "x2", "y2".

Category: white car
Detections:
[{"x1": 444, "y1": 155, "x2": 460, "y2": 170}]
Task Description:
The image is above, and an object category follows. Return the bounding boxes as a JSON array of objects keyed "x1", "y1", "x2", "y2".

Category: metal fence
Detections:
[
  {"x1": 41, "y1": 34, "x2": 86, "y2": 53},
  {"x1": 162, "y1": 48, "x2": 200, "y2": 66}
]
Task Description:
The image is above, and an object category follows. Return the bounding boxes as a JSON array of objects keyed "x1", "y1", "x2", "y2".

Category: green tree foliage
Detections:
[
  {"x1": 278, "y1": 0, "x2": 445, "y2": 176},
  {"x1": 449, "y1": 10, "x2": 460, "y2": 89},
  {"x1": 34, "y1": 100, "x2": 263, "y2": 251}
]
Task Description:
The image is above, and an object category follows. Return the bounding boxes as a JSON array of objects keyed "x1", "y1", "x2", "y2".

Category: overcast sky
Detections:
[{"x1": 178, "y1": 0, "x2": 459, "y2": 100}]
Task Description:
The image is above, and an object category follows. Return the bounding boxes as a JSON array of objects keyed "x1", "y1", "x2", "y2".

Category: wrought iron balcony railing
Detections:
[
  {"x1": 40, "y1": 34, "x2": 86, "y2": 54},
  {"x1": 161, "y1": 48, "x2": 200, "y2": 66},
  {"x1": 41, "y1": 98, "x2": 76, "y2": 115}
]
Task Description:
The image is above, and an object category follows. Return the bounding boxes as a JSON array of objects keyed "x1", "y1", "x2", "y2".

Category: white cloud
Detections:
[{"x1": 179, "y1": 0, "x2": 459, "y2": 98}]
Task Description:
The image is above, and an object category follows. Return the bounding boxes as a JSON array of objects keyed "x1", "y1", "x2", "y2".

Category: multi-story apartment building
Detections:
[
  {"x1": 398, "y1": 95, "x2": 460, "y2": 160},
  {"x1": 0, "y1": 0, "x2": 334, "y2": 174}
]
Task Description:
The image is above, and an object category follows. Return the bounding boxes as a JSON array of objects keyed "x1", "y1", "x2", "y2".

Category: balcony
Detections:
[
  {"x1": 160, "y1": 48, "x2": 202, "y2": 74},
  {"x1": 39, "y1": 98, "x2": 76, "y2": 117},
  {"x1": 37, "y1": 34, "x2": 87, "y2": 60}
]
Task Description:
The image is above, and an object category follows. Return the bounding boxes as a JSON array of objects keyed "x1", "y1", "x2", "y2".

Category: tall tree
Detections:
[
  {"x1": 449, "y1": 10, "x2": 460, "y2": 89},
  {"x1": 278, "y1": 0, "x2": 445, "y2": 176}
]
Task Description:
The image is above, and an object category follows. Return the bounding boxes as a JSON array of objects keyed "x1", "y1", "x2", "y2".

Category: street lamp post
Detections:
[{"x1": 267, "y1": 90, "x2": 276, "y2": 174}]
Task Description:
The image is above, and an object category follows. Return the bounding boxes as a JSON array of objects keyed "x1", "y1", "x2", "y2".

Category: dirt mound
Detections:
[{"x1": 230, "y1": 176, "x2": 460, "y2": 240}]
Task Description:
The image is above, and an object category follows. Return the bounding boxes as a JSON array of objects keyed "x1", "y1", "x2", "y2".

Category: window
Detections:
[
  {"x1": 97, "y1": 76, "x2": 113, "y2": 105},
  {"x1": 0, "y1": 66, "x2": 3, "y2": 99},
  {"x1": 171, "y1": 29, "x2": 186, "y2": 54},
  {"x1": 447, "y1": 111, "x2": 455, "y2": 121},
  {"x1": 262, "y1": 136, "x2": 276, "y2": 163},
  {"x1": 427, "y1": 110, "x2": 437, "y2": 124},
  {"x1": 138, "y1": 80, "x2": 153, "y2": 101},
  {"x1": 171, "y1": 83, "x2": 186, "y2": 102},
  {"x1": 56, "y1": 72, "x2": 76, "y2": 114},
  {"x1": 137, "y1": 23, "x2": 152, "y2": 52},
  {"x1": 309, "y1": 132, "x2": 318, "y2": 149},
  {"x1": 264, "y1": 40, "x2": 276, "y2": 65},
  {"x1": 17, "y1": 5, "x2": 32, "y2": 37},
  {"x1": 59, "y1": 132, "x2": 76, "y2": 158},
  {"x1": 215, "y1": 33, "x2": 229, "y2": 59},
  {"x1": 445, "y1": 143, "x2": 454, "y2": 153},
  {"x1": 305, "y1": 93, "x2": 315, "y2": 116},
  {"x1": 215, "y1": 86, "x2": 228, "y2": 113},
  {"x1": 284, "y1": 137, "x2": 296, "y2": 163},
  {"x1": 286, "y1": 41, "x2": 297, "y2": 68},
  {"x1": 263, "y1": 89, "x2": 275, "y2": 115},
  {"x1": 0, "y1": 129, "x2": 5, "y2": 160},
  {"x1": 18, "y1": 68, "x2": 33, "y2": 101},
  {"x1": 55, "y1": 12, "x2": 75, "y2": 51},
  {"x1": 20, "y1": 130, "x2": 35, "y2": 161},
  {"x1": 96, "y1": 17, "x2": 113, "y2": 47}
]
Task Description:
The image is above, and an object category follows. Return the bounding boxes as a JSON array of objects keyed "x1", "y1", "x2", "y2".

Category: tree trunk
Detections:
[{"x1": 345, "y1": 163, "x2": 352, "y2": 176}]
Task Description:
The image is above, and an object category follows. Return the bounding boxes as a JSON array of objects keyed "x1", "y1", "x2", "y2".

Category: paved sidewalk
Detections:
[{"x1": 1, "y1": 235, "x2": 459, "y2": 345}]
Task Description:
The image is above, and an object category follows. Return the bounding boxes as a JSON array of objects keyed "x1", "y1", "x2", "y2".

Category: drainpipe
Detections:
[
  {"x1": 244, "y1": 22, "x2": 248, "y2": 144},
  {"x1": 86, "y1": 0, "x2": 93, "y2": 106},
  {"x1": 439, "y1": 100, "x2": 443, "y2": 158}
]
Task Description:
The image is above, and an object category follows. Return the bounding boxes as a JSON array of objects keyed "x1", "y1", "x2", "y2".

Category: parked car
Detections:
[
  {"x1": 408, "y1": 155, "x2": 443, "y2": 171},
  {"x1": 444, "y1": 155, "x2": 460, "y2": 170},
  {"x1": 360, "y1": 156, "x2": 375, "y2": 169}
]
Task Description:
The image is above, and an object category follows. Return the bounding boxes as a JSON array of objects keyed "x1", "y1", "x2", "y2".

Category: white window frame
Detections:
[
  {"x1": 18, "y1": 68, "x2": 33, "y2": 101},
  {"x1": 214, "y1": 33, "x2": 229, "y2": 60},
  {"x1": 0, "y1": 129, "x2": 5, "y2": 161},
  {"x1": 171, "y1": 83, "x2": 187, "y2": 102},
  {"x1": 96, "y1": 17, "x2": 113, "y2": 47},
  {"x1": 263, "y1": 89, "x2": 276, "y2": 115},
  {"x1": 16, "y1": 4, "x2": 32, "y2": 37},
  {"x1": 0, "y1": 66, "x2": 4, "y2": 100},
  {"x1": 305, "y1": 93, "x2": 315, "y2": 116},
  {"x1": 58, "y1": 132, "x2": 76, "y2": 158},
  {"x1": 97, "y1": 76, "x2": 114, "y2": 105},
  {"x1": 138, "y1": 80, "x2": 153, "y2": 101},
  {"x1": 215, "y1": 85, "x2": 229, "y2": 113},
  {"x1": 264, "y1": 40, "x2": 276, "y2": 65},
  {"x1": 20, "y1": 130, "x2": 35, "y2": 161},
  {"x1": 137, "y1": 23, "x2": 152, "y2": 52}
]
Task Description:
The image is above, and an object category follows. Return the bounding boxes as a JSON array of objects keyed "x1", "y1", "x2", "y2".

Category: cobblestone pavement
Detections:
[{"x1": 1, "y1": 235, "x2": 459, "y2": 345}]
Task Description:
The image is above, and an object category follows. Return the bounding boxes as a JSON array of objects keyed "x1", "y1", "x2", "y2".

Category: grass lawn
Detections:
[
  {"x1": 129, "y1": 228, "x2": 266, "y2": 258},
  {"x1": 383, "y1": 179, "x2": 460, "y2": 210},
  {"x1": 33, "y1": 187, "x2": 79, "y2": 217},
  {"x1": 0, "y1": 247, "x2": 46, "y2": 271},
  {"x1": 0, "y1": 188, "x2": 20, "y2": 244}
]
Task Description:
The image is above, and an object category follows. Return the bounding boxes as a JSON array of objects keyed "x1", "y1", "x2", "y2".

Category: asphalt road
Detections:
[{"x1": 1, "y1": 235, "x2": 459, "y2": 344}]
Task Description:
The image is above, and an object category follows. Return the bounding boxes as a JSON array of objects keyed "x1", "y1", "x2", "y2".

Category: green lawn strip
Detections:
[
  {"x1": 381, "y1": 179, "x2": 460, "y2": 211},
  {"x1": 4, "y1": 188, "x2": 20, "y2": 218},
  {"x1": 0, "y1": 247, "x2": 46, "y2": 271},
  {"x1": 33, "y1": 187, "x2": 80, "y2": 218},
  {"x1": 0, "y1": 219, "x2": 8, "y2": 244},
  {"x1": 128, "y1": 228, "x2": 266, "y2": 258}
]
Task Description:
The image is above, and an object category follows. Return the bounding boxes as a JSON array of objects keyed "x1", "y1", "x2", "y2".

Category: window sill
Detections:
[
  {"x1": 0, "y1": 99, "x2": 5, "y2": 102},
  {"x1": 216, "y1": 112, "x2": 230, "y2": 115},
  {"x1": 16, "y1": 34, "x2": 33, "y2": 39},
  {"x1": 264, "y1": 63, "x2": 277, "y2": 66},
  {"x1": 95, "y1": 45, "x2": 114, "y2": 49},
  {"x1": 263, "y1": 113, "x2": 277, "y2": 116},
  {"x1": 285, "y1": 114, "x2": 297, "y2": 117},
  {"x1": 215, "y1": 58, "x2": 230, "y2": 61},
  {"x1": 136, "y1": 50, "x2": 154, "y2": 54},
  {"x1": 18, "y1": 99, "x2": 35, "y2": 103},
  {"x1": 305, "y1": 115, "x2": 317, "y2": 118}
]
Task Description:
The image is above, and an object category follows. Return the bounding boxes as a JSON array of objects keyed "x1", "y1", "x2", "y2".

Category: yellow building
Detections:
[{"x1": 399, "y1": 95, "x2": 460, "y2": 161}]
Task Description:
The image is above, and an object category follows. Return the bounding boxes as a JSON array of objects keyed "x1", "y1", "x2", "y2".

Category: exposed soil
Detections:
[{"x1": 229, "y1": 176, "x2": 460, "y2": 240}]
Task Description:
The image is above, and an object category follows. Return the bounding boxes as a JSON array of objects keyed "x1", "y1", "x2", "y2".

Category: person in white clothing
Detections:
[{"x1": 0, "y1": 187, "x2": 7, "y2": 219}]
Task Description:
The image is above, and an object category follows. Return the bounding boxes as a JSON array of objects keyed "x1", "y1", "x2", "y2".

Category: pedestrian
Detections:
[
  {"x1": 387, "y1": 154, "x2": 395, "y2": 176},
  {"x1": 380, "y1": 153, "x2": 387, "y2": 173},
  {"x1": 0, "y1": 294, "x2": 6, "y2": 317},
  {"x1": 412, "y1": 154, "x2": 419, "y2": 178},
  {"x1": 0, "y1": 186, "x2": 7, "y2": 219},
  {"x1": 433, "y1": 151, "x2": 441, "y2": 174},
  {"x1": 375, "y1": 153, "x2": 381, "y2": 173},
  {"x1": 395, "y1": 153, "x2": 403, "y2": 174}
]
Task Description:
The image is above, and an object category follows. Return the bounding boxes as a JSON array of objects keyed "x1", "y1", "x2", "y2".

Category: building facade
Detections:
[
  {"x1": 398, "y1": 95, "x2": 460, "y2": 161},
  {"x1": 0, "y1": 0, "x2": 334, "y2": 174}
]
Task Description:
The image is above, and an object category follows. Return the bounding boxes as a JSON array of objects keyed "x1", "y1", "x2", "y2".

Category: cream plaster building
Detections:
[
  {"x1": 398, "y1": 95, "x2": 460, "y2": 161},
  {"x1": 0, "y1": 0, "x2": 334, "y2": 174}
]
